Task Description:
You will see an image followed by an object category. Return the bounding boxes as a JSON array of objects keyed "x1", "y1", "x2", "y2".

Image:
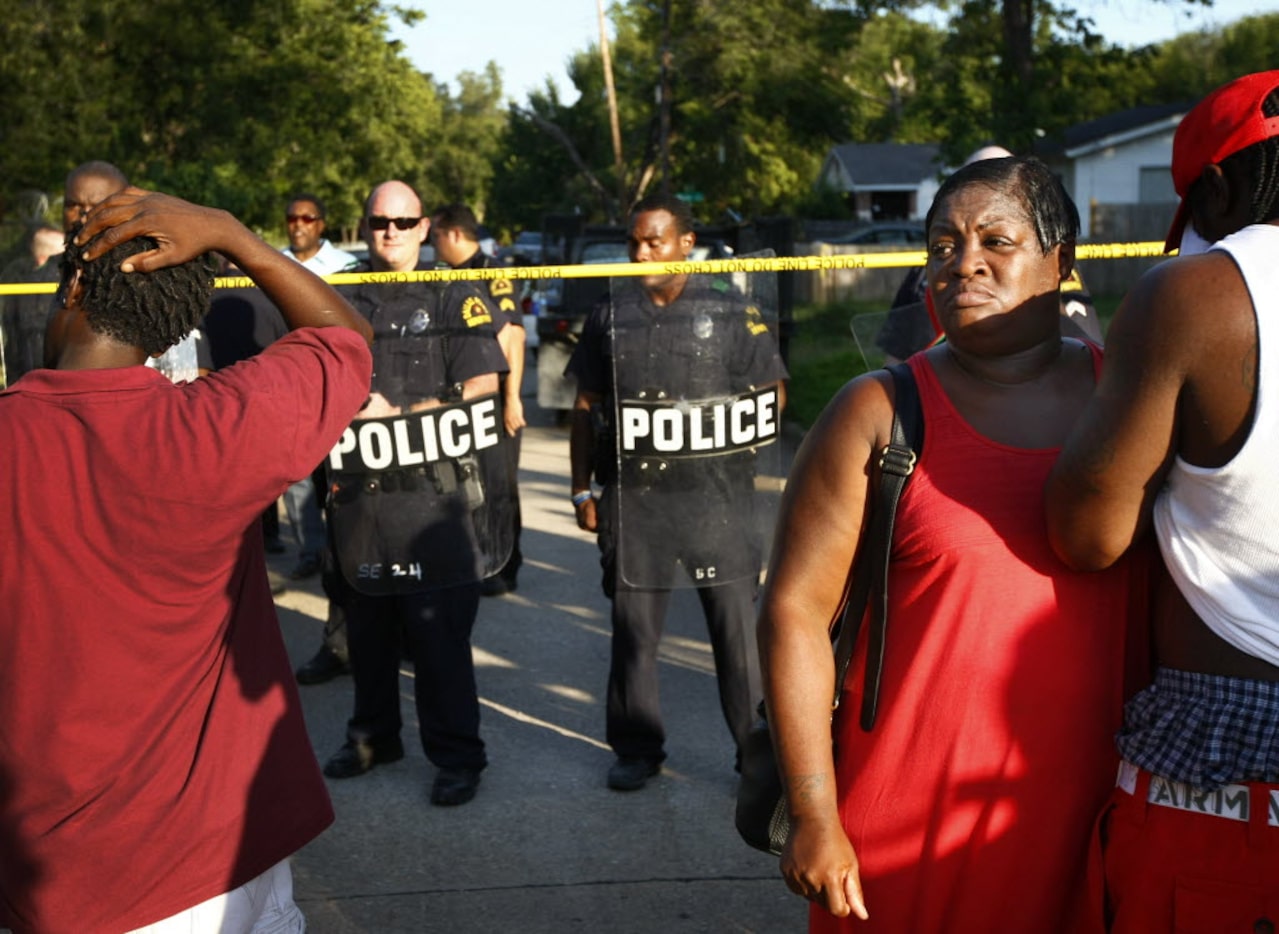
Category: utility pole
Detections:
[
  {"x1": 659, "y1": 0, "x2": 671, "y2": 198},
  {"x1": 598, "y1": 0, "x2": 627, "y2": 219}
]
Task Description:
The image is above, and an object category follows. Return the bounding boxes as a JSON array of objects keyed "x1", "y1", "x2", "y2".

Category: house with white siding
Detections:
[{"x1": 1063, "y1": 102, "x2": 1189, "y2": 240}]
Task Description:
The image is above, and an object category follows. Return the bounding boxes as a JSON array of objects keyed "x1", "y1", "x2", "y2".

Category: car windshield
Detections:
[{"x1": 579, "y1": 242, "x2": 630, "y2": 264}]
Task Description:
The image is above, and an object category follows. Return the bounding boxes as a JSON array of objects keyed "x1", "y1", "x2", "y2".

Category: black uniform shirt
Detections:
[
  {"x1": 567, "y1": 275, "x2": 787, "y2": 401},
  {"x1": 346, "y1": 261, "x2": 507, "y2": 409}
]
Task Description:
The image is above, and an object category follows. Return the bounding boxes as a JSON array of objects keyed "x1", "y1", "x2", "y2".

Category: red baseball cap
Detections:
[{"x1": 1164, "y1": 70, "x2": 1279, "y2": 253}]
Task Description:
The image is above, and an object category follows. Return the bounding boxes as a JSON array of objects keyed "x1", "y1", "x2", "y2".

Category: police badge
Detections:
[{"x1": 692, "y1": 312, "x2": 714, "y2": 340}]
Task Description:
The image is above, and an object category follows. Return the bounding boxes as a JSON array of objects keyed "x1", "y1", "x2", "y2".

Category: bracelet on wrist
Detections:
[{"x1": 571, "y1": 490, "x2": 592, "y2": 507}]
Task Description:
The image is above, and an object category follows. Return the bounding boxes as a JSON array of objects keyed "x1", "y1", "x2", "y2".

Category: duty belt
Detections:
[{"x1": 336, "y1": 458, "x2": 484, "y2": 507}]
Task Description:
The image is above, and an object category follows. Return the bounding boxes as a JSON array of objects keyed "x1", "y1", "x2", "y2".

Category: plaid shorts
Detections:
[{"x1": 1116, "y1": 667, "x2": 1279, "y2": 789}]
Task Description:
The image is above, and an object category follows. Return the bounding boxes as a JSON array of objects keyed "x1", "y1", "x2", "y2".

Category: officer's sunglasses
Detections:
[
  {"x1": 286, "y1": 213, "x2": 323, "y2": 224},
  {"x1": 367, "y1": 216, "x2": 421, "y2": 231}
]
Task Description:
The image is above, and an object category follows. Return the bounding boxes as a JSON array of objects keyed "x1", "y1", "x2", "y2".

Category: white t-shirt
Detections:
[
  {"x1": 282, "y1": 239, "x2": 357, "y2": 276},
  {"x1": 1154, "y1": 223, "x2": 1279, "y2": 666}
]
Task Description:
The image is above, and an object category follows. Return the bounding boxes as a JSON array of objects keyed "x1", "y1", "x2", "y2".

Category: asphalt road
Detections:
[{"x1": 269, "y1": 361, "x2": 807, "y2": 934}]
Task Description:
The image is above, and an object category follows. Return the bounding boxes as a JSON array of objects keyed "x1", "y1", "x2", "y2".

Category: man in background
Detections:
[
  {"x1": 62, "y1": 160, "x2": 128, "y2": 232},
  {"x1": 0, "y1": 223, "x2": 64, "y2": 386},
  {"x1": 431, "y1": 201, "x2": 526, "y2": 596},
  {"x1": 279, "y1": 193, "x2": 357, "y2": 581},
  {"x1": 283, "y1": 192, "x2": 358, "y2": 275},
  {"x1": 58, "y1": 160, "x2": 212, "y2": 379},
  {"x1": 1, "y1": 159, "x2": 131, "y2": 388}
]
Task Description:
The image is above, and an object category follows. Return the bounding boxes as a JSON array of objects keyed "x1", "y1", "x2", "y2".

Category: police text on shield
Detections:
[{"x1": 328, "y1": 395, "x2": 501, "y2": 472}]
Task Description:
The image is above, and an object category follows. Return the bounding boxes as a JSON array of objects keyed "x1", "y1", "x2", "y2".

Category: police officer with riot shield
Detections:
[
  {"x1": 320, "y1": 181, "x2": 513, "y2": 808},
  {"x1": 567, "y1": 194, "x2": 788, "y2": 792},
  {"x1": 430, "y1": 202, "x2": 527, "y2": 596}
]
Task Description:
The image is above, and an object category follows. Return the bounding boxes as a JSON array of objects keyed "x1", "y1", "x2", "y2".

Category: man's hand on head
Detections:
[{"x1": 74, "y1": 188, "x2": 235, "y2": 273}]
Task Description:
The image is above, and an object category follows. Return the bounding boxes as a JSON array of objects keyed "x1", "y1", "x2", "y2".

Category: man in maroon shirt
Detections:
[{"x1": 0, "y1": 188, "x2": 372, "y2": 933}]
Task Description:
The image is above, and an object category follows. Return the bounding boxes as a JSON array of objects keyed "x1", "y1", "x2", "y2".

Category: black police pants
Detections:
[
  {"x1": 344, "y1": 583, "x2": 486, "y2": 771},
  {"x1": 606, "y1": 575, "x2": 759, "y2": 763}
]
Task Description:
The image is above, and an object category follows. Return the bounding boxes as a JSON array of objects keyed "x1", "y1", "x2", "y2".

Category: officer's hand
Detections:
[
  {"x1": 575, "y1": 496, "x2": 597, "y2": 532},
  {"x1": 358, "y1": 392, "x2": 401, "y2": 419},
  {"x1": 504, "y1": 396, "x2": 526, "y2": 436}
]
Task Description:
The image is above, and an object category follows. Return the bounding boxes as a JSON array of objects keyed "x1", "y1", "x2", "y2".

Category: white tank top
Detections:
[{"x1": 1153, "y1": 224, "x2": 1279, "y2": 666}]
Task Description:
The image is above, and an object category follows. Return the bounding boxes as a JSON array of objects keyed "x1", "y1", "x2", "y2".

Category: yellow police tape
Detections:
[{"x1": 0, "y1": 241, "x2": 1170, "y2": 295}]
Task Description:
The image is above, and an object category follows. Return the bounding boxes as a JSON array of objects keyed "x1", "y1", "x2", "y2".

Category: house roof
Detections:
[
  {"x1": 1063, "y1": 102, "x2": 1190, "y2": 157},
  {"x1": 825, "y1": 143, "x2": 943, "y2": 189}
]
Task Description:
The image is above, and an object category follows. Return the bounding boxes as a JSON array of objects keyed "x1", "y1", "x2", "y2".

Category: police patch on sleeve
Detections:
[
  {"x1": 489, "y1": 279, "x2": 514, "y2": 297},
  {"x1": 462, "y1": 295, "x2": 493, "y2": 328},
  {"x1": 744, "y1": 305, "x2": 770, "y2": 336}
]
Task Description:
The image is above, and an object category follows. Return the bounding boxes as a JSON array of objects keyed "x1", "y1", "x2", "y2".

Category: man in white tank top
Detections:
[{"x1": 1047, "y1": 70, "x2": 1279, "y2": 932}]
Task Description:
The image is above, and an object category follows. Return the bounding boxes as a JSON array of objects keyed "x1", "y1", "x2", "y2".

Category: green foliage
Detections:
[
  {"x1": 487, "y1": 92, "x2": 590, "y2": 233},
  {"x1": 424, "y1": 65, "x2": 508, "y2": 221},
  {"x1": 0, "y1": 0, "x2": 443, "y2": 234},
  {"x1": 794, "y1": 182, "x2": 856, "y2": 220},
  {"x1": 657, "y1": 1, "x2": 857, "y2": 217},
  {"x1": 1, "y1": 0, "x2": 1273, "y2": 252},
  {"x1": 837, "y1": 12, "x2": 949, "y2": 144},
  {"x1": 1139, "y1": 13, "x2": 1279, "y2": 101},
  {"x1": 785, "y1": 298, "x2": 887, "y2": 429}
]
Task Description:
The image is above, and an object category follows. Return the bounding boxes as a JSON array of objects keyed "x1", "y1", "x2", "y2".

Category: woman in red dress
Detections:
[{"x1": 757, "y1": 156, "x2": 1147, "y2": 932}]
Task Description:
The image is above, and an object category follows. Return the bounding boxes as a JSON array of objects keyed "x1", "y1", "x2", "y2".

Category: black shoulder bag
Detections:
[{"x1": 735, "y1": 363, "x2": 923, "y2": 856}]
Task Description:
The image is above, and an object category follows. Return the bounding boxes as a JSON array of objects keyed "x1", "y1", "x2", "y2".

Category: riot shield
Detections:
[
  {"x1": 326, "y1": 392, "x2": 515, "y2": 596},
  {"x1": 605, "y1": 255, "x2": 786, "y2": 590},
  {"x1": 149, "y1": 332, "x2": 200, "y2": 383}
]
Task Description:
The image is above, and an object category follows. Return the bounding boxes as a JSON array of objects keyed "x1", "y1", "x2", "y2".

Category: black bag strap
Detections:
[{"x1": 829, "y1": 362, "x2": 923, "y2": 731}]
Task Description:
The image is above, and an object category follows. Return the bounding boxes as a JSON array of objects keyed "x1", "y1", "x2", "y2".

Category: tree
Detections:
[
  {"x1": 486, "y1": 82, "x2": 606, "y2": 234},
  {"x1": 424, "y1": 64, "x2": 508, "y2": 222},
  {"x1": 1141, "y1": 13, "x2": 1279, "y2": 102},
  {"x1": 834, "y1": 11, "x2": 948, "y2": 144},
  {"x1": 0, "y1": 0, "x2": 442, "y2": 237}
]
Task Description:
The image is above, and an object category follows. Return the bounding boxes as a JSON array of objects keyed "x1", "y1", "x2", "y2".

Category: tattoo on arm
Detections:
[
  {"x1": 1242, "y1": 346, "x2": 1258, "y2": 393},
  {"x1": 786, "y1": 774, "x2": 826, "y2": 805}
]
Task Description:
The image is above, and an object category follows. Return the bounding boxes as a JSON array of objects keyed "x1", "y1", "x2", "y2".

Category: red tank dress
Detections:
[{"x1": 813, "y1": 350, "x2": 1147, "y2": 933}]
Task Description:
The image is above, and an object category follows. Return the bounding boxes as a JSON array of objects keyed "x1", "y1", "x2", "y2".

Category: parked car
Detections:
[
  {"x1": 509, "y1": 230, "x2": 544, "y2": 263},
  {"x1": 821, "y1": 223, "x2": 926, "y2": 246}
]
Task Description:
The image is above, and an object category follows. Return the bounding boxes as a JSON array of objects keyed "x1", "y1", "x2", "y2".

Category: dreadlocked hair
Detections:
[
  {"x1": 62, "y1": 226, "x2": 217, "y2": 357},
  {"x1": 1221, "y1": 86, "x2": 1279, "y2": 226}
]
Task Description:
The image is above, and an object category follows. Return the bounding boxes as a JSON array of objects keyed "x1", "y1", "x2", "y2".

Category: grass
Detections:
[
  {"x1": 784, "y1": 298, "x2": 892, "y2": 430},
  {"x1": 783, "y1": 293, "x2": 1126, "y2": 431}
]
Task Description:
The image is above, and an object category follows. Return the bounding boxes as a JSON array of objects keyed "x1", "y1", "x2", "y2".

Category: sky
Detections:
[{"x1": 389, "y1": 0, "x2": 1279, "y2": 104}]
